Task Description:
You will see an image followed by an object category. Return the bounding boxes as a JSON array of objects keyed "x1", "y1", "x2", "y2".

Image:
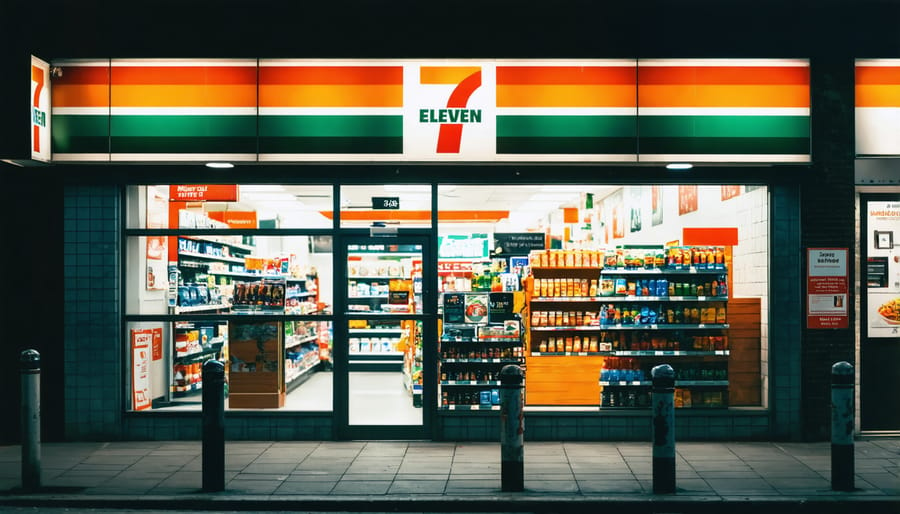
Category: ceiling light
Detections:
[
  {"x1": 666, "y1": 163, "x2": 693, "y2": 170},
  {"x1": 205, "y1": 162, "x2": 234, "y2": 169}
]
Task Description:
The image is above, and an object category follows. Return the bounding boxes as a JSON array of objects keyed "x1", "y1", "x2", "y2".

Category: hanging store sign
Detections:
[
  {"x1": 49, "y1": 58, "x2": 810, "y2": 164},
  {"x1": 372, "y1": 196, "x2": 400, "y2": 209},
  {"x1": 855, "y1": 59, "x2": 900, "y2": 156},
  {"x1": 169, "y1": 184, "x2": 239, "y2": 202},
  {"x1": 30, "y1": 56, "x2": 51, "y2": 162},
  {"x1": 807, "y1": 248, "x2": 849, "y2": 329}
]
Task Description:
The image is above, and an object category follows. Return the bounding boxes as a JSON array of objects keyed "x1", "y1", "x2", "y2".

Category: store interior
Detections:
[{"x1": 126, "y1": 183, "x2": 768, "y2": 421}]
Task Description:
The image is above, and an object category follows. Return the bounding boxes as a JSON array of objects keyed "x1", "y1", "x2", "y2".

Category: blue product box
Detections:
[
  {"x1": 480, "y1": 391, "x2": 492, "y2": 406},
  {"x1": 491, "y1": 389, "x2": 500, "y2": 405}
]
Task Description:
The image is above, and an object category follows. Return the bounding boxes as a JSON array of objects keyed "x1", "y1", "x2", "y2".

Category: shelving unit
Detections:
[
  {"x1": 525, "y1": 246, "x2": 731, "y2": 409},
  {"x1": 171, "y1": 324, "x2": 226, "y2": 398},
  {"x1": 438, "y1": 329, "x2": 525, "y2": 410}
]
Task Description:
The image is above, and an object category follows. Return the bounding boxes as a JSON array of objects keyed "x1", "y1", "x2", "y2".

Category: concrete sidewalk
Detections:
[{"x1": 0, "y1": 439, "x2": 898, "y2": 512}]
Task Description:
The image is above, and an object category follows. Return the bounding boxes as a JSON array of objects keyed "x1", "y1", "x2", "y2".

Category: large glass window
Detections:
[
  {"x1": 436, "y1": 184, "x2": 768, "y2": 411},
  {"x1": 125, "y1": 185, "x2": 334, "y2": 412}
]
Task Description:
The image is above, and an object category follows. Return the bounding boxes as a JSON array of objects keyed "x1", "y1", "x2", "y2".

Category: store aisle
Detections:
[
  {"x1": 349, "y1": 371, "x2": 421, "y2": 425},
  {"x1": 285, "y1": 371, "x2": 333, "y2": 411}
]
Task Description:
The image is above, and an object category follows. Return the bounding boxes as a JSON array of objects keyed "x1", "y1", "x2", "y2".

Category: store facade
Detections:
[{"x1": 24, "y1": 58, "x2": 810, "y2": 441}]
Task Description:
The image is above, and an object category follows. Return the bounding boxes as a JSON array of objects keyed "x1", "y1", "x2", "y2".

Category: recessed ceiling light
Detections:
[
  {"x1": 666, "y1": 163, "x2": 693, "y2": 170},
  {"x1": 205, "y1": 162, "x2": 234, "y2": 169}
]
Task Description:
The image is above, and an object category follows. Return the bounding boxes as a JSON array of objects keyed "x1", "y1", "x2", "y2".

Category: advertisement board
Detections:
[
  {"x1": 866, "y1": 201, "x2": 900, "y2": 338},
  {"x1": 807, "y1": 248, "x2": 849, "y2": 329}
]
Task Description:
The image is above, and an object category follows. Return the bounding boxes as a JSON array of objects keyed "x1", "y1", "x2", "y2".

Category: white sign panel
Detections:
[
  {"x1": 866, "y1": 201, "x2": 900, "y2": 338},
  {"x1": 30, "y1": 56, "x2": 51, "y2": 162}
]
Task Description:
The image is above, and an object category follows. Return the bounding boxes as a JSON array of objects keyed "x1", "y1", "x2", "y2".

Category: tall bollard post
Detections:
[
  {"x1": 651, "y1": 364, "x2": 676, "y2": 494},
  {"x1": 202, "y1": 360, "x2": 225, "y2": 492},
  {"x1": 831, "y1": 361, "x2": 854, "y2": 491},
  {"x1": 20, "y1": 350, "x2": 41, "y2": 491},
  {"x1": 499, "y1": 364, "x2": 524, "y2": 492}
]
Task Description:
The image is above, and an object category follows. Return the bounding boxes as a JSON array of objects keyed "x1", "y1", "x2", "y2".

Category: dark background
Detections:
[{"x1": 0, "y1": 0, "x2": 898, "y2": 442}]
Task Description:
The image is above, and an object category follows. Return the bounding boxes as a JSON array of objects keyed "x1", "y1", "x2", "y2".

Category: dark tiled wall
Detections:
[{"x1": 64, "y1": 185, "x2": 122, "y2": 440}]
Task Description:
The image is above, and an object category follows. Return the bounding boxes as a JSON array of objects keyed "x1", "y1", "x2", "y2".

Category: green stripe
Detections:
[
  {"x1": 497, "y1": 115, "x2": 636, "y2": 138},
  {"x1": 639, "y1": 115, "x2": 809, "y2": 138},
  {"x1": 260, "y1": 115, "x2": 402, "y2": 138},
  {"x1": 259, "y1": 137, "x2": 402, "y2": 154},
  {"x1": 639, "y1": 137, "x2": 809, "y2": 155},
  {"x1": 52, "y1": 115, "x2": 109, "y2": 154},
  {"x1": 111, "y1": 137, "x2": 257, "y2": 154},
  {"x1": 110, "y1": 115, "x2": 256, "y2": 137},
  {"x1": 497, "y1": 137, "x2": 637, "y2": 155}
]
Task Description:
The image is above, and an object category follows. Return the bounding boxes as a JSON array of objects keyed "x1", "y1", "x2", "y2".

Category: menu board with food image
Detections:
[{"x1": 464, "y1": 293, "x2": 489, "y2": 324}]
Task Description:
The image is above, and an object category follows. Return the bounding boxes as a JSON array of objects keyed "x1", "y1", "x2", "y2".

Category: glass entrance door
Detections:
[{"x1": 338, "y1": 237, "x2": 434, "y2": 437}]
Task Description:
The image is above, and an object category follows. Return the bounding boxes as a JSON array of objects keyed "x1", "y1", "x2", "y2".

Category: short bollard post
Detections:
[
  {"x1": 202, "y1": 360, "x2": 225, "y2": 492},
  {"x1": 20, "y1": 349, "x2": 41, "y2": 491},
  {"x1": 651, "y1": 364, "x2": 676, "y2": 494},
  {"x1": 831, "y1": 361, "x2": 854, "y2": 491},
  {"x1": 499, "y1": 364, "x2": 524, "y2": 492}
]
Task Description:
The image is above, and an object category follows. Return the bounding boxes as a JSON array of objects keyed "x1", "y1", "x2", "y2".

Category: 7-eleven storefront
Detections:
[{"x1": 46, "y1": 58, "x2": 808, "y2": 441}]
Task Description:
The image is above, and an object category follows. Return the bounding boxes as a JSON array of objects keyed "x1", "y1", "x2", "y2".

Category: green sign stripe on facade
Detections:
[
  {"x1": 110, "y1": 115, "x2": 257, "y2": 137},
  {"x1": 496, "y1": 115, "x2": 637, "y2": 138},
  {"x1": 497, "y1": 137, "x2": 638, "y2": 155},
  {"x1": 260, "y1": 115, "x2": 403, "y2": 138},
  {"x1": 258, "y1": 136, "x2": 402, "y2": 154},
  {"x1": 638, "y1": 115, "x2": 809, "y2": 138},
  {"x1": 639, "y1": 137, "x2": 809, "y2": 155},
  {"x1": 52, "y1": 115, "x2": 110, "y2": 153},
  {"x1": 110, "y1": 136, "x2": 258, "y2": 154}
]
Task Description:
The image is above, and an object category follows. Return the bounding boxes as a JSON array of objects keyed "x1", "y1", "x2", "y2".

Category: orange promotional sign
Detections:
[
  {"x1": 169, "y1": 185, "x2": 239, "y2": 202},
  {"x1": 207, "y1": 210, "x2": 257, "y2": 228}
]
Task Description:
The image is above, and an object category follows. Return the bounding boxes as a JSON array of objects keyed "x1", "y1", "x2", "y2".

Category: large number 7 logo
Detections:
[
  {"x1": 420, "y1": 66, "x2": 482, "y2": 153},
  {"x1": 31, "y1": 65, "x2": 45, "y2": 153}
]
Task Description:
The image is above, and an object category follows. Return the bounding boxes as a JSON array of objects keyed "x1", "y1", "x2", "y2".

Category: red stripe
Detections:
[
  {"x1": 682, "y1": 227, "x2": 739, "y2": 246},
  {"x1": 54, "y1": 65, "x2": 110, "y2": 85},
  {"x1": 639, "y1": 66, "x2": 809, "y2": 85},
  {"x1": 497, "y1": 66, "x2": 635, "y2": 85},
  {"x1": 436, "y1": 124, "x2": 463, "y2": 153},
  {"x1": 259, "y1": 66, "x2": 403, "y2": 85},
  {"x1": 112, "y1": 66, "x2": 257, "y2": 85}
]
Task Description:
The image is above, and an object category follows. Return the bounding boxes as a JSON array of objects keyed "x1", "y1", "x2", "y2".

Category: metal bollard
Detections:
[
  {"x1": 202, "y1": 360, "x2": 226, "y2": 492},
  {"x1": 499, "y1": 364, "x2": 524, "y2": 492},
  {"x1": 651, "y1": 364, "x2": 676, "y2": 494},
  {"x1": 831, "y1": 361, "x2": 854, "y2": 491},
  {"x1": 20, "y1": 349, "x2": 41, "y2": 491}
]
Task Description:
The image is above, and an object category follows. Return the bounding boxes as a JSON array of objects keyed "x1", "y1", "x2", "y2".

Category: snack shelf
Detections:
[
  {"x1": 442, "y1": 358, "x2": 525, "y2": 364},
  {"x1": 599, "y1": 268, "x2": 727, "y2": 275},
  {"x1": 176, "y1": 303, "x2": 229, "y2": 313},
  {"x1": 599, "y1": 380, "x2": 729, "y2": 387},
  {"x1": 532, "y1": 324, "x2": 730, "y2": 331},
  {"x1": 441, "y1": 380, "x2": 502, "y2": 386},
  {"x1": 531, "y1": 296, "x2": 729, "y2": 302},
  {"x1": 178, "y1": 251, "x2": 246, "y2": 264},
  {"x1": 181, "y1": 235, "x2": 255, "y2": 252},
  {"x1": 441, "y1": 405, "x2": 501, "y2": 411},
  {"x1": 349, "y1": 328, "x2": 403, "y2": 334},
  {"x1": 350, "y1": 275, "x2": 407, "y2": 280},
  {"x1": 174, "y1": 345, "x2": 222, "y2": 364},
  {"x1": 285, "y1": 334, "x2": 319, "y2": 349}
]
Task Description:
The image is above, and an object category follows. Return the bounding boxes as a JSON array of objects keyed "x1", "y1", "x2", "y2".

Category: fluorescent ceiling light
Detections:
[
  {"x1": 666, "y1": 163, "x2": 693, "y2": 170},
  {"x1": 205, "y1": 162, "x2": 233, "y2": 169}
]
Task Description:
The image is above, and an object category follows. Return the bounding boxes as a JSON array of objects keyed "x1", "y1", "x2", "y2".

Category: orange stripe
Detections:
[
  {"x1": 54, "y1": 65, "x2": 109, "y2": 85},
  {"x1": 639, "y1": 85, "x2": 809, "y2": 108},
  {"x1": 682, "y1": 227, "x2": 739, "y2": 246},
  {"x1": 111, "y1": 85, "x2": 257, "y2": 107},
  {"x1": 420, "y1": 66, "x2": 482, "y2": 84},
  {"x1": 856, "y1": 85, "x2": 900, "y2": 107},
  {"x1": 259, "y1": 84, "x2": 402, "y2": 108},
  {"x1": 497, "y1": 66, "x2": 636, "y2": 85},
  {"x1": 639, "y1": 66, "x2": 809, "y2": 85},
  {"x1": 856, "y1": 66, "x2": 900, "y2": 85},
  {"x1": 260, "y1": 66, "x2": 402, "y2": 85},
  {"x1": 320, "y1": 210, "x2": 509, "y2": 222},
  {"x1": 112, "y1": 66, "x2": 257, "y2": 85},
  {"x1": 52, "y1": 84, "x2": 110, "y2": 108},
  {"x1": 497, "y1": 84, "x2": 636, "y2": 108}
]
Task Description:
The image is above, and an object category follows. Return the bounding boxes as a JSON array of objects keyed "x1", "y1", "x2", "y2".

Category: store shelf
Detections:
[
  {"x1": 441, "y1": 337, "x2": 521, "y2": 343},
  {"x1": 285, "y1": 361, "x2": 319, "y2": 385},
  {"x1": 178, "y1": 251, "x2": 246, "y2": 264},
  {"x1": 210, "y1": 270, "x2": 282, "y2": 279},
  {"x1": 598, "y1": 380, "x2": 729, "y2": 387},
  {"x1": 529, "y1": 351, "x2": 608, "y2": 357},
  {"x1": 606, "y1": 350, "x2": 729, "y2": 356},
  {"x1": 350, "y1": 275, "x2": 407, "y2": 280},
  {"x1": 531, "y1": 296, "x2": 729, "y2": 302},
  {"x1": 176, "y1": 303, "x2": 229, "y2": 313},
  {"x1": 182, "y1": 236, "x2": 255, "y2": 252},
  {"x1": 349, "y1": 351, "x2": 404, "y2": 357},
  {"x1": 349, "y1": 328, "x2": 403, "y2": 334},
  {"x1": 442, "y1": 358, "x2": 525, "y2": 364},
  {"x1": 441, "y1": 405, "x2": 500, "y2": 411},
  {"x1": 440, "y1": 380, "x2": 502, "y2": 386},
  {"x1": 599, "y1": 268, "x2": 726, "y2": 275},
  {"x1": 286, "y1": 291, "x2": 316, "y2": 299},
  {"x1": 174, "y1": 345, "x2": 222, "y2": 363},
  {"x1": 348, "y1": 295, "x2": 389, "y2": 299},
  {"x1": 285, "y1": 334, "x2": 319, "y2": 349},
  {"x1": 532, "y1": 324, "x2": 729, "y2": 331}
]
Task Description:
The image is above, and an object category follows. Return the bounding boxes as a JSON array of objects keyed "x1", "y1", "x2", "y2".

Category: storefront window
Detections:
[
  {"x1": 436, "y1": 184, "x2": 768, "y2": 411},
  {"x1": 125, "y1": 185, "x2": 335, "y2": 412},
  {"x1": 338, "y1": 185, "x2": 432, "y2": 228}
]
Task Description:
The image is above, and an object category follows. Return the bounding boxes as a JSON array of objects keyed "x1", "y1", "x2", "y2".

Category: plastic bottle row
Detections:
[
  {"x1": 440, "y1": 369, "x2": 504, "y2": 382},
  {"x1": 440, "y1": 346, "x2": 525, "y2": 359},
  {"x1": 441, "y1": 389, "x2": 501, "y2": 407},
  {"x1": 532, "y1": 333, "x2": 729, "y2": 353},
  {"x1": 528, "y1": 246, "x2": 726, "y2": 271},
  {"x1": 530, "y1": 305, "x2": 727, "y2": 327}
]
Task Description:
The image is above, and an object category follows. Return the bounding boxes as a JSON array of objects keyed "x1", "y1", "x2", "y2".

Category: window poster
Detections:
[
  {"x1": 651, "y1": 185, "x2": 663, "y2": 227},
  {"x1": 721, "y1": 185, "x2": 742, "y2": 201},
  {"x1": 866, "y1": 201, "x2": 900, "y2": 338},
  {"x1": 130, "y1": 329, "x2": 153, "y2": 411},
  {"x1": 609, "y1": 189, "x2": 625, "y2": 239},
  {"x1": 807, "y1": 248, "x2": 849, "y2": 329},
  {"x1": 145, "y1": 186, "x2": 168, "y2": 291},
  {"x1": 628, "y1": 186, "x2": 642, "y2": 233}
]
